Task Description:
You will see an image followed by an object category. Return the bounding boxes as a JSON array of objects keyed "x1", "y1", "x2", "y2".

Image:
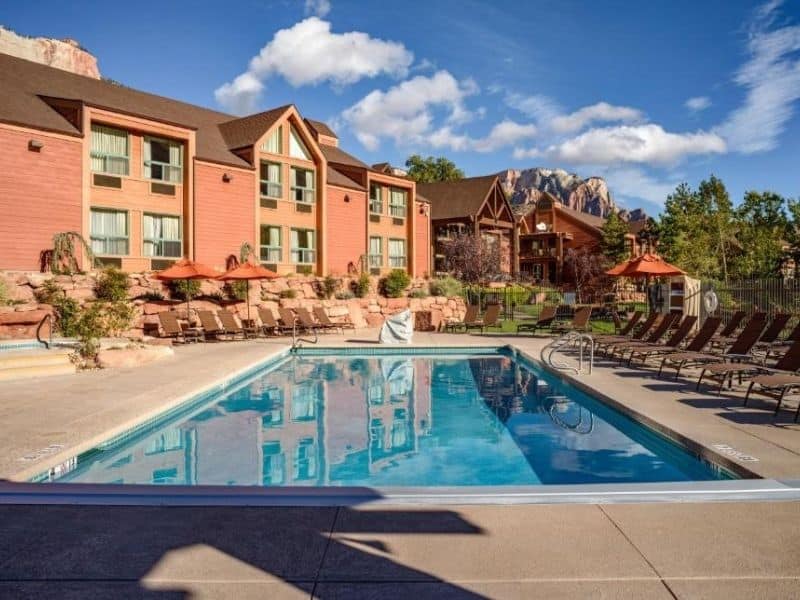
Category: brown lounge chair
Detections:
[
  {"x1": 651, "y1": 317, "x2": 722, "y2": 375},
  {"x1": 516, "y1": 305, "x2": 558, "y2": 335},
  {"x1": 465, "y1": 304, "x2": 502, "y2": 333},
  {"x1": 625, "y1": 315, "x2": 698, "y2": 365},
  {"x1": 217, "y1": 309, "x2": 258, "y2": 339},
  {"x1": 444, "y1": 304, "x2": 478, "y2": 333},
  {"x1": 657, "y1": 315, "x2": 767, "y2": 380},
  {"x1": 610, "y1": 312, "x2": 681, "y2": 361},
  {"x1": 258, "y1": 307, "x2": 292, "y2": 336},
  {"x1": 765, "y1": 319, "x2": 800, "y2": 359},
  {"x1": 314, "y1": 306, "x2": 355, "y2": 334},
  {"x1": 297, "y1": 307, "x2": 336, "y2": 334},
  {"x1": 278, "y1": 307, "x2": 299, "y2": 332},
  {"x1": 697, "y1": 334, "x2": 800, "y2": 396},
  {"x1": 753, "y1": 313, "x2": 791, "y2": 353},
  {"x1": 197, "y1": 310, "x2": 232, "y2": 341},
  {"x1": 743, "y1": 340, "x2": 800, "y2": 421},
  {"x1": 596, "y1": 312, "x2": 659, "y2": 354},
  {"x1": 551, "y1": 306, "x2": 592, "y2": 335},
  {"x1": 157, "y1": 311, "x2": 202, "y2": 344}
]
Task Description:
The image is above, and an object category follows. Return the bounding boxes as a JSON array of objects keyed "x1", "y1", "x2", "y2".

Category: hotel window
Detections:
[
  {"x1": 260, "y1": 225, "x2": 282, "y2": 263},
  {"x1": 143, "y1": 136, "x2": 183, "y2": 183},
  {"x1": 369, "y1": 236, "x2": 383, "y2": 268},
  {"x1": 90, "y1": 208, "x2": 129, "y2": 255},
  {"x1": 262, "y1": 441, "x2": 286, "y2": 485},
  {"x1": 292, "y1": 384, "x2": 317, "y2": 421},
  {"x1": 90, "y1": 124, "x2": 129, "y2": 175},
  {"x1": 389, "y1": 188, "x2": 407, "y2": 218},
  {"x1": 260, "y1": 161, "x2": 282, "y2": 199},
  {"x1": 294, "y1": 437, "x2": 318, "y2": 481},
  {"x1": 143, "y1": 214, "x2": 182, "y2": 258},
  {"x1": 290, "y1": 167, "x2": 315, "y2": 203},
  {"x1": 388, "y1": 238, "x2": 406, "y2": 268},
  {"x1": 288, "y1": 125, "x2": 312, "y2": 160},
  {"x1": 369, "y1": 183, "x2": 383, "y2": 214},
  {"x1": 290, "y1": 228, "x2": 315, "y2": 264},
  {"x1": 261, "y1": 125, "x2": 282, "y2": 154}
]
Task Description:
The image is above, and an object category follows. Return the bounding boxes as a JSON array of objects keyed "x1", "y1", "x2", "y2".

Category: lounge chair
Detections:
[
  {"x1": 609, "y1": 312, "x2": 681, "y2": 361},
  {"x1": 551, "y1": 306, "x2": 592, "y2": 335},
  {"x1": 314, "y1": 306, "x2": 355, "y2": 334},
  {"x1": 765, "y1": 319, "x2": 800, "y2": 359},
  {"x1": 157, "y1": 311, "x2": 202, "y2": 344},
  {"x1": 197, "y1": 310, "x2": 232, "y2": 341},
  {"x1": 465, "y1": 304, "x2": 503, "y2": 333},
  {"x1": 296, "y1": 307, "x2": 329, "y2": 334},
  {"x1": 217, "y1": 309, "x2": 258, "y2": 339},
  {"x1": 710, "y1": 312, "x2": 767, "y2": 350},
  {"x1": 753, "y1": 313, "x2": 791, "y2": 353},
  {"x1": 444, "y1": 304, "x2": 478, "y2": 333},
  {"x1": 595, "y1": 312, "x2": 660, "y2": 355},
  {"x1": 624, "y1": 315, "x2": 698, "y2": 365},
  {"x1": 516, "y1": 305, "x2": 558, "y2": 335},
  {"x1": 697, "y1": 334, "x2": 800, "y2": 396},
  {"x1": 649, "y1": 317, "x2": 722, "y2": 374},
  {"x1": 715, "y1": 310, "x2": 747, "y2": 340},
  {"x1": 743, "y1": 340, "x2": 800, "y2": 421},
  {"x1": 258, "y1": 307, "x2": 292, "y2": 335},
  {"x1": 616, "y1": 311, "x2": 644, "y2": 337},
  {"x1": 278, "y1": 307, "x2": 299, "y2": 332},
  {"x1": 657, "y1": 315, "x2": 767, "y2": 380}
]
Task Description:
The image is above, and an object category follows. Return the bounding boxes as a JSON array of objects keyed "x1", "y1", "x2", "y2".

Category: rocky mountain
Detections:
[
  {"x1": 0, "y1": 26, "x2": 100, "y2": 78},
  {"x1": 498, "y1": 167, "x2": 645, "y2": 222}
]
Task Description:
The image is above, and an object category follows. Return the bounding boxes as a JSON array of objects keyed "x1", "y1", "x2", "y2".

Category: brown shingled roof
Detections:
[
  {"x1": 304, "y1": 118, "x2": 337, "y2": 139},
  {"x1": 320, "y1": 143, "x2": 369, "y2": 168},
  {"x1": 416, "y1": 175, "x2": 499, "y2": 220},
  {"x1": 218, "y1": 105, "x2": 292, "y2": 150},
  {"x1": 326, "y1": 166, "x2": 365, "y2": 191},
  {"x1": 554, "y1": 203, "x2": 606, "y2": 230}
]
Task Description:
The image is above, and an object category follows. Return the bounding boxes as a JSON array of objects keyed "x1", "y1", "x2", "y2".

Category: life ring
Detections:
[{"x1": 703, "y1": 290, "x2": 719, "y2": 313}]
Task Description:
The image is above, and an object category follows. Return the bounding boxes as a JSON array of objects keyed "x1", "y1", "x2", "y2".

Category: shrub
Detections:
[
  {"x1": 169, "y1": 279, "x2": 201, "y2": 301},
  {"x1": 279, "y1": 289, "x2": 297, "y2": 299},
  {"x1": 0, "y1": 279, "x2": 8, "y2": 306},
  {"x1": 34, "y1": 279, "x2": 62, "y2": 304},
  {"x1": 95, "y1": 267, "x2": 129, "y2": 302},
  {"x1": 322, "y1": 276, "x2": 339, "y2": 299},
  {"x1": 138, "y1": 291, "x2": 165, "y2": 302},
  {"x1": 354, "y1": 272, "x2": 371, "y2": 298},
  {"x1": 73, "y1": 300, "x2": 134, "y2": 359},
  {"x1": 34, "y1": 280, "x2": 80, "y2": 336},
  {"x1": 381, "y1": 269, "x2": 411, "y2": 298},
  {"x1": 409, "y1": 288, "x2": 429, "y2": 299},
  {"x1": 335, "y1": 290, "x2": 355, "y2": 300},
  {"x1": 429, "y1": 276, "x2": 463, "y2": 297},
  {"x1": 224, "y1": 281, "x2": 248, "y2": 301}
]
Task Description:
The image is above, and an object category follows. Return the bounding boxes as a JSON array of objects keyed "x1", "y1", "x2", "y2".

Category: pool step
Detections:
[{"x1": 0, "y1": 349, "x2": 75, "y2": 381}]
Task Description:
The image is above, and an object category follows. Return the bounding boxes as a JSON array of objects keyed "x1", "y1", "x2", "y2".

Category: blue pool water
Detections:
[{"x1": 42, "y1": 350, "x2": 732, "y2": 487}]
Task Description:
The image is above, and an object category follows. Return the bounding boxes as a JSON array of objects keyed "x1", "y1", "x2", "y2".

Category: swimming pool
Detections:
[{"x1": 36, "y1": 348, "x2": 733, "y2": 487}]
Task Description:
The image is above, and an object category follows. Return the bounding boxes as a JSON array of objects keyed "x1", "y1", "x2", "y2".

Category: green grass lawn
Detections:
[{"x1": 487, "y1": 318, "x2": 616, "y2": 335}]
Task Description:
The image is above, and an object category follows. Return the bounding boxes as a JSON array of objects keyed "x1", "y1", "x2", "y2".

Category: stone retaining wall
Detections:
[{"x1": 0, "y1": 271, "x2": 466, "y2": 340}]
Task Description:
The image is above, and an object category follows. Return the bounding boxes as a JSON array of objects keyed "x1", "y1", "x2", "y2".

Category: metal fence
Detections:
[{"x1": 700, "y1": 278, "x2": 800, "y2": 325}]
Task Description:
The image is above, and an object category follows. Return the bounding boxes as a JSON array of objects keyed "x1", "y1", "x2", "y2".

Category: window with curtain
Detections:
[
  {"x1": 388, "y1": 238, "x2": 406, "y2": 268},
  {"x1": 144, "y1": 137, "x2": 183, "y2": 182},
  {"x1": 90, "y1": 208, "x2": 128, "y2": 255},
  {"x1": 260, "y1": 161, "x2": 282, "y2": 199},
  {"x1": 291, "y1": 384, "x2": 318, "y2": 421},
  {"x1": 144, "y1": 428, "x2": 183, "y2": 455},
  {"x1": 90, "y1": 124, "x2": 129, "y2": 175},
  {"x1": 262, "y1": 441, "x2": 286, "y2": 485},
  {"x1": 261, "y1": 126, "x2": 282, "y2": 154},
  {"x1": 143, "y1": 214, "x2": 181, "y2": 258},
  {"x1": 290, "y1": 228, "x2": 315, "y2": 264},
  {"x1": 260, "y1": 225, "x2": 282, "y2": 263},
  {"x1": 288, "y1": 126, "x2": 311, "y2": 160},
  {"x1": 367, "y1": 382, "x2": 384, "y2": 405},
  {"x1": 294, "y1": 437, "x2": 318, "y2": 481},
  {"x1": 369, "y1": 183, "x2": 383, "y2": 214},
  {"x1": 369, "y1": 236, "x2": 382, "y2": 268},
  {"x1": 290, "y1": 167, "x2": 315, "y2": 203},
  {"x1": 389, "y1": 188, "x2": 407, "y2": 218}
]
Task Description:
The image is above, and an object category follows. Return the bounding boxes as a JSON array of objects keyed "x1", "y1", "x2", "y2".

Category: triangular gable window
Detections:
[
  {"x1": 289, "y1": 125, "x2": 312, "y2": 160},
  {"x1": 261, "y1": 126, "x2": 282, "y2": 154}
]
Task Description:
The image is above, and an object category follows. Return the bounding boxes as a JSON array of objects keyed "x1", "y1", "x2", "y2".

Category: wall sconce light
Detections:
[
  {"x1": 344, "y1": 194, "x2": 350, "y2": 203},
  {"x1": 28, "y1": 139, "x2": 44, "y2": 152},
  {"x1": 222, "y1": 173, "x2": 232, "y2": 183}
]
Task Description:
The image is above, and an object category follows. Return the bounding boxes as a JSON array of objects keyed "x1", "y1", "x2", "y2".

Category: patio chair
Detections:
[
  {"x1": 217, "y1": 309, "x2": 258, "y2": 339},
  {"x1": 516, "y1": 305, "x2": 558, "y2": 335},
  {"x1": 764, "y1": 319, "x2": 800, "y2": 359},
  {"x1": 595, "y1": 312, "x2": 659, "y2": 355},
  {"x1": 717, "y1": 311, "x2": 748, "y2": 339},
  {"x1": 551, "y1": 306, "x2": 592, "y2": 335},
  {"x1": 743, "y1": 341, "x2": 800, "y2": 421},
  {"x1": 626, "y1": 315, "x2": 698, "y2": 365},
  {"x1": 697, "y1": 335, "x2": 800, "y2": 396},
  {"x1": 278, "y1": 307, "x2": 299, "y2": 332},
  {"x1": 258, "y1": 307, "x2": 292, "y2": 336},
  {"x1": 196, "y1": 310, "x2": 232, "y2": 341},
  {"x1": 157, "y1": 311, "x2": 203, "y2": 344},
  {"x1": 657, "y1": 314, "x2": 767, "y2": 380},
  {"x1": 650, "y1": 317, "x2": 722, "y2": 374},
  {"x1": 753, "y1": 313, "x2": 792, "y2": 353},
  {"x1": 465, "y1": 304, "x2": 503, "y2": 333},
  {"x1": 314, "y1": 306, "x2": 355, "y2": 335},
  {"x1": 444, "y1": 304, "x2": 478, "y2": 333},
  {"x1": 296, "y1": 307, "x2": 328, "y2": 334},
  {"x1": 609, "y1": 312, "x2": 681, "y2": 361}
]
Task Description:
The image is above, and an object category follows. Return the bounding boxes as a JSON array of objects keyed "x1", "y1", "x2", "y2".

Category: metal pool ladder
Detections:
[
  {"x1": 290, "y1": 320, "x2": 318, "y2": 352},
  {"x1": 541, "y1": 331, "x2": 594, "y2": 375}
]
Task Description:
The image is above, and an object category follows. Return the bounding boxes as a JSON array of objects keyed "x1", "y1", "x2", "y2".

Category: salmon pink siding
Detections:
[
  {"x1": 193, "y1": 162, "x2": 255, "y2": 271},
  {"x1": 0, "y1": 126, "x2": 82, "y2": 270},
  {"x1": 326, "y1": 185, "x2": 367, "y2": 275},
  {"x1": 415, "y1": 203, "x2": 431, "y2": 277}
]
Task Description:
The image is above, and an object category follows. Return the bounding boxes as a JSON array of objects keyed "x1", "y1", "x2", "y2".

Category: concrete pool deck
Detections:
[{"x1": 1, "y1": 332, "x2": 799, "y2": 598}]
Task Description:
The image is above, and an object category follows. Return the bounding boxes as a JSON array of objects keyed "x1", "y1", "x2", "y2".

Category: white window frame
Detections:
[
  {"x1": 389, "y1": 187, "x2": 407, "y2": 218},
  {"x1": 260, "y1": 225, "x2": 282, "y2": 263},
  {"x1": 369, "y1": 236, "x2": 383, "y2": 268},
  {"x1": 90, "y1": 207, "x2": 129, "y2": 256},
  {"x1": 369, "y1": 183, "x2": 383, "y2": 214},
  {"x1": 90, "y1": 123, "x2": 130, "y2": 176},
  {"x1": 388, "y1": 238, "x2": 407, "y2": 268},
  {"x1": 142, "y1": 213, "x2": 182, "y2": 258}
]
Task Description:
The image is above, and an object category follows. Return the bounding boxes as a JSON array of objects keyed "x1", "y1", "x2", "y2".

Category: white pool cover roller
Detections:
[{"x1": 379, "y1": 309, "x2": 413, "y2": 344}]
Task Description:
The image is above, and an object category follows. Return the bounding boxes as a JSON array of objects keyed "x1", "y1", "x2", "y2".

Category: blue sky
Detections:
[{"x1": 2, "y1": 0, "x2": 799, "y2": 213}]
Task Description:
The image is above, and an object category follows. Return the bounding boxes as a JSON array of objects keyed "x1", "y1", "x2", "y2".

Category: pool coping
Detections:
[{"x1": 1, "y1": 341, "x2": 796, "y2": 505}]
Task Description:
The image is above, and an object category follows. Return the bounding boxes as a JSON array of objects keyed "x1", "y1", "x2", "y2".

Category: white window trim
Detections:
[{"x1": 369, "y1": 183, "x2": 383, "y2": 214}]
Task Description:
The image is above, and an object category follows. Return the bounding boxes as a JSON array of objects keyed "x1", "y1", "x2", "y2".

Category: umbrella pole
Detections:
[{"x1": 246, "y1": 285, "x2": 251, "y2": 324}]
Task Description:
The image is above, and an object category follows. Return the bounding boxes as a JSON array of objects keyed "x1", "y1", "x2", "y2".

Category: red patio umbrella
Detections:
[
  {"x1": 155, "y1": 258, "x2": 219, "y2": 323},
  {"x1": 616, "y1": 253, "x2": 684, "y2": 278},
  {"x1": 218, "y1": 261, "x2": 278, "y2": 324}
]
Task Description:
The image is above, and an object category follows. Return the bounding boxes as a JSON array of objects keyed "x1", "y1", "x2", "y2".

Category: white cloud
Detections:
[
  {"x1": 512, "y1": 146, "x2": 541, "y2": 160},
  {"x1": 539, "y1": 123, "x2": 726, "y2": 166},
  {"x1": 504, "y1": 92, "x2": 562, "y2": 124},
  {"x1": 430, "y1": 120, "x2": 538, "y2": 153},
  {"x1": 550, "y1": 102, "x2": 644, "y2": 133},
  {"x1": 215, "y1": 18, "x2": 413, "y2": 114},
  {"x1": 303, "y1": 0, "x2": 331, "y2": 17},
  {"x1": 599, "y1": 166, "x2": 680, "y2": 207},
  {"x1": 340, "y1": 70, "x2": 479, "y2": 150},
  {"x1": 685, "y1": 96, "x2": 712, "y2": 112},
  {"x1": 717, "y1": 1, "x2": 800, "y2": 153}
]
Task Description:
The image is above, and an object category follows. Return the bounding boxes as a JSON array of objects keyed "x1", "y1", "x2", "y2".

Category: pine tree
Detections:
[{"x1": 600, "y1": 211, "x2": 630, "y2": 265}]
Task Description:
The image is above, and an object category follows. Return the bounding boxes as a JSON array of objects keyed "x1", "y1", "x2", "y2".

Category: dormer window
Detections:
[{"x1": 288, "y1": 126, "x2": 312, "y2": 160}]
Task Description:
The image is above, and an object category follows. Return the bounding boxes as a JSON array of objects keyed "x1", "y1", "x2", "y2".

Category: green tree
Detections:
[
  {"x1": 697, "y1": 175, "x2": 736, "y2": 282},
  {"x1": 731, "y1": 191, "x2": 789, "y2": 278},
  {"x1": 405, "y1": 155, "x2": 464, "y2": 183},
  {"x1": 600, "y1": 211, "x2": 629, "y2": 265}
]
